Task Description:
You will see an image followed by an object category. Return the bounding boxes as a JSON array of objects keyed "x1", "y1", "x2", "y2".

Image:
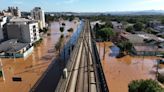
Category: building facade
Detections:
[
  {"x1": 8, "y1": 7, "x2": 21, "y2": 17},
  {"x1": 7, "y1": 18, "x2": 40, "y2": 43},
  {"x1": 0, "y1": 16, "x2": 7, "y2": 42},
  {"x1": 31, "y1": 7, "x2": 45, "y2": 29}
]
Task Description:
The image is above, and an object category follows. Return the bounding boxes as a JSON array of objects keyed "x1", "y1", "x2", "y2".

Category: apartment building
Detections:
[
  {"x1": 7, "y1": 7, "x2": 21, "y2": 17},
  {"x1": 7, "y1": 17, "x2": 40, "y2": 43},
  {"x1": 31, "y1": 7, "x2": 45, "y2": 29}
]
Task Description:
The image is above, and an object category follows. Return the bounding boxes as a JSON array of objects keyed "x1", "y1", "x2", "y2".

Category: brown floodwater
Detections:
[
  {"x1": 97, "y1": 42, "x2": 160, "y2": 92},
  {"x1": 0, "y1": 20, "x2": 79, "y2": 92}
]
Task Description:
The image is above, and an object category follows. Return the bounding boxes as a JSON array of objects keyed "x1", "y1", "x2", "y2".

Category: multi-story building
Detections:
[
  {"x1": 31, "y1": 7, "x2": 45, "y2": 29},
  {"x1": 7, "y1": 7, "x2": 21, "y2": 17},
  {"x1": 7, "y1": 17, "x2": 40, "y2": 43},
  {"x1": 0, "y1": 16, "x2": 7, "y2": 42}
]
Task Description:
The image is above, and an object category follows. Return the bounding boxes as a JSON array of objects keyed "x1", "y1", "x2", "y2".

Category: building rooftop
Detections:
[
  {"x1": 134, "y1": 45, "x2": 164, "y2": 52},
  {"x1": 121, "y1": 32, "x2": 164, "y2": 44},
  {"x1": 9, "y1": 17, "x2": 37, "y2": 24},
  {"x1": 137, "y1": 34, "x2": 164, "y2": 42},
  {"x1": 0, "y1": 39, "x2": 29, "y2": 53},
  {"x1": 121, "y1": 33, "x2": 145, "y2": 44}
]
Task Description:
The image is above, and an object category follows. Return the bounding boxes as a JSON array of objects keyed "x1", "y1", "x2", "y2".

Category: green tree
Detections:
[
  {"x1": 144, "y1": 28, "x2": 153, "y2": 34},
  {"x1": 161, "y1": 19, "x2": 164, "y2": 25},
  {"x1": 93, "y1": 23, "x2": 100, "y2": 32},
  {"x1": 69, "y1": 15, "x2": 75, "y2": 22},
  {"x1": 129, "y1": 79, "x2": 164, "y2": 92},
  {"x1": 117, "y1": 41, "x2": 132, "y2": 53},
  {"x1": 55, "y1": 34, "x2": 64, "y2": 53},
  {"x1": 62, "y1": 23, "x2": 66, "y2": 26},
  {"x1": 60, "y1": 27, "x2": 64, "y2": 33},
  {"x1": 98, "y1": 27, "x2": 115, "y2": 41},
  {"x1": 126, "y1": 26, "x2": 133, "y2": 32},
  {"x1": 67, "y1": 28, "x2": 74, "y2": 33},
  {"x1": 133, "y1": 22, "x2": 144, "y2": 31},
  {"x1": 105, "y1": 21, "x2": 113, "y2": 28}
]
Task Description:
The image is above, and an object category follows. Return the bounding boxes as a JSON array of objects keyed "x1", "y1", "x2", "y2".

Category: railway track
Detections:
[{"x1": 55, "y1": 20, "x2": 108, "y2": 92}]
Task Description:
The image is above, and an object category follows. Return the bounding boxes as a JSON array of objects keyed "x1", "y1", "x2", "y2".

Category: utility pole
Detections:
[
  {"x1": 156, "y1": 59, "x2": 159, "y2": 80},
  {"x1": 103, "y1": 42, "x2": 106, "y2": 60},
  {"x1": 0, "y1": 58, "x2": 5, "y2": 81}
]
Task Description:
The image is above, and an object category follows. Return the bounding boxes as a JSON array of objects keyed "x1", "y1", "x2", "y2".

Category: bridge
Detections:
[{"x1": 30, "y1": 20, "x2": 108, "y2": 92}]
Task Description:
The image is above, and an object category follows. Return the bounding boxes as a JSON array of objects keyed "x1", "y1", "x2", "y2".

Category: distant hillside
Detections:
[{"x1": 110, "y1": 10, "x2": 164, "y2": 16}]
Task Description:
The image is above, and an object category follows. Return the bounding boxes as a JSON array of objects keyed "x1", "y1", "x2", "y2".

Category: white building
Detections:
[
  {"x1": 7, "y1": 7, "x2": 21, "y2": 17},
  {"x1": 7, "y1": 17, "x2": 40, "y2": 43},
  {"x1": 31, "y1": 7, "x2": 45, "y2": 29},
  {"x1": 0, "y1": 16, "x2": 7, "y2": 42}
]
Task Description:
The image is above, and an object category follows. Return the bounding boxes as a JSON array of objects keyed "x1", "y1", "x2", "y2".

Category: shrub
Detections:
[
  {"x1": 67, "y1": 28, "x2": 74, "y2": 33},
  {"x1": 158, "y1": 74, "x2": 164, "y2": 83}
]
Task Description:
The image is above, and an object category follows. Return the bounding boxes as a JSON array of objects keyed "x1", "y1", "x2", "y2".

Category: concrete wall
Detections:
[
  {"x1": 31, "y1": 9, "x2": 45, "y2": 29},
  {"x1": 21, "y1": 24, "x2": 31, "y2": 43},
  {"x1": 7, "y1": 24, "x2": 22, "y2": 41},
  {"x1": 0, "y1": 28, "x2": 4, "y2": 41}
]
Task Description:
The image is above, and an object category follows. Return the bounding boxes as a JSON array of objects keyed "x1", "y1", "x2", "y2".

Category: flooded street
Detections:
[
  {"x1": 0, "y1": 20, "x2": 79, "y2": 92},
  {"x1": 97, "y1": 42, "x2": 158, "y2": 92}
]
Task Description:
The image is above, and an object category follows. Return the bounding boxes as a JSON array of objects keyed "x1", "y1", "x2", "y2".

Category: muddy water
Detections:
[
  {"x1": 0, "y1": 20, "x2": 79, "y2": 92},
  {"x1": 97, "y1": 42, "x2": 158, "y2": 92}
]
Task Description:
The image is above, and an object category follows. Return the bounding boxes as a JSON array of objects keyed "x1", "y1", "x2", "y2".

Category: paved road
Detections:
[{"x1": 30, "y1": 21, "x2": 84, "y2": 92}]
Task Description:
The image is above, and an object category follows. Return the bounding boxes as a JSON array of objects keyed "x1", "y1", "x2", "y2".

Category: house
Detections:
[
  {"x1": 0, "y1": 39, "x2": 33, "y2": 58},
  {"x1": 120, "y1": 32, "x2": 164, "y2": 56}
]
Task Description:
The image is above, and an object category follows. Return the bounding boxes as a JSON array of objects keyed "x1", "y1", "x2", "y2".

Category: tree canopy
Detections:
[
  {"x1": 133, "y1": 22, "x2": 144, "y2": 31},
  {"x1": 60, "y1": 27, "x2": 64, "y2": 33},
  {"x1": 128, "y1": 79, "x2": 164, "y2": 92},
  {"x1": 98, "y1": 27, "x2": 115, "y2": 41},
  {"x1": 126, "y1": 26, "x2": 133, "y2": 32}
]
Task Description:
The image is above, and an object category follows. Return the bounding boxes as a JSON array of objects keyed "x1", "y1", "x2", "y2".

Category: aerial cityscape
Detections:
[{"x1": 0, "y1": 0, "x2": 164, "y2": 92}]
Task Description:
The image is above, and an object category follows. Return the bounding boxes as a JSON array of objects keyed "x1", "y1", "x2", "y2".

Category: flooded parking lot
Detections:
[
  {"x1": 97, "y1": 42, "x2": 159, "y2": 92},
  {"x1": 0, "y1": 20, "x2": 79, "y2": 92}
]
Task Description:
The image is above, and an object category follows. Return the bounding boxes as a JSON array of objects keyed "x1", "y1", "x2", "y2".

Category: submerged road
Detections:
[{"x1": 30, "y1": 21, "x2": 84, "y2": 92}]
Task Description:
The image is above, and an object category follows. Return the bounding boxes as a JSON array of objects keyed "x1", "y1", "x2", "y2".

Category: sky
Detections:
[{"x1": 0, "y1": 0, "x2": 164, "y2": 12}]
